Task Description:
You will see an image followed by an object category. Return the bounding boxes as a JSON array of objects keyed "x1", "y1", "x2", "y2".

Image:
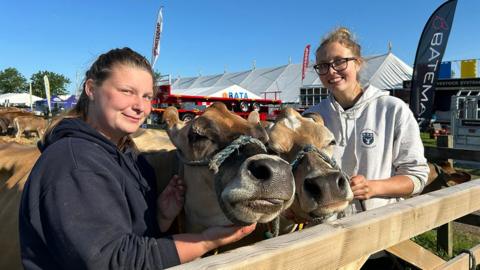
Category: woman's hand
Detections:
[
  {"x1": 200, "y1": 223, "x2": 257, "y2": 251},
  {"x1": 157, "y1": 175, "x2": 185, "y2": 232},
  {"x1": 173, "y1": 223, "x2": 257, "y2": 263},
  {"x1": 350, "y1": 174, "x2": 376, "y2": 200}
]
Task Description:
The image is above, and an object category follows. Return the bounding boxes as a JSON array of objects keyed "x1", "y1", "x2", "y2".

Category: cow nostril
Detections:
[
  {"x1": 337, "y1": 175, "x2": 347, "y2": 190},
  {"x1": 248, "y1": 162, "x2": 272, "y2": 181},
  {"x1": 304, "y1": 178, "x2": 322, "y2": 200}
]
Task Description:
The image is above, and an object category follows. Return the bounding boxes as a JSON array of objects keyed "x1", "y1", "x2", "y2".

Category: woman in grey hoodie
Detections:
[{"x1": 305, "y1": 27, "x2": 429, "y2": 215}]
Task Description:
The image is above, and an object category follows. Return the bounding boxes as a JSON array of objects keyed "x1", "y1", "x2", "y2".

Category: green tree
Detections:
[
  {"x1": 154, "y1": 70, "x2": 162, "y2": 84},
  {"x1": 0, "y1": 67, "x2": 28, "y2": 93},
  {"x1": 30, "y1": 71, "x2": 71, "y2": 98}
]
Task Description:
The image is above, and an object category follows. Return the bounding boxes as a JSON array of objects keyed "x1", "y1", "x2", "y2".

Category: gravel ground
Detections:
[{"x1": 454, "y1": 211, "x2": 480, "y2": 236}]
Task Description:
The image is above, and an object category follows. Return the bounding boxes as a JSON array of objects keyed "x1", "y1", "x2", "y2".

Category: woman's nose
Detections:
[{"x1": 132, "y1": 96, "x2": 144, "y2": 112}]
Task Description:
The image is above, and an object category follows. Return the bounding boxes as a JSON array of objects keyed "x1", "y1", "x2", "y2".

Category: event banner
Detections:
[
  {"x1": 151, "y1": 7, "x2": 163, "y2": 69},
  {"x1": 302, "y1": 44, "x2": 310, "y2": 82},
  {"x1": 409, "y1": 0, "x2": 457, "y2": 128},
  {"x1": 43, "y1": 75, "x2": 51, "y2": 117}
]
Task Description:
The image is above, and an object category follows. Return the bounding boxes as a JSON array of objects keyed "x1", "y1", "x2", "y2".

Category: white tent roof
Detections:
[
  {"x1": 171, "y1": 52, "x2": 412, "y2": 103},
  {"x1": 0, "y1": 93, "x2": 43, "y2": 106},
  {"x1": 171, "y1": 84, "x2": 262, "y2": 99}
]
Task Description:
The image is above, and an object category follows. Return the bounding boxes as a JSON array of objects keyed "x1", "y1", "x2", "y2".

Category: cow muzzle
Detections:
[{"x1": 217, "y1": 154, "x2": 295, "y2": 225}]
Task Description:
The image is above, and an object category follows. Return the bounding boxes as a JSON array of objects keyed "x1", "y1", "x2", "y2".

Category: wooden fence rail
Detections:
[{"x1": 171, "y1": 179, "x2": 480, "y2": 270}]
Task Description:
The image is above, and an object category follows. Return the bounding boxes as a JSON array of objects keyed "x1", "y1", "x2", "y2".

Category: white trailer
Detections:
[{"x1": 450, "y1": 90, "x2": 480, "y2": 151}]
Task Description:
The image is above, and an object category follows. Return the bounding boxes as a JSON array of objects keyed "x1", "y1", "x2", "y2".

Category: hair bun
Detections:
[{"x1": 337, "y1": 27, "x2": 351, "y2": 39}]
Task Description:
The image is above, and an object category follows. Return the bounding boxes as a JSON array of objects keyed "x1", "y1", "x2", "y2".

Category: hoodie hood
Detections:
[
  {"x1": 39, "y1": 118, "x2": 116, "y2": 154},
  {"x1": 329, "y1": 85, "x2": 389, "y2": 146},
  {"x1": 329, "y1": 84, "x2": 390, "y2": 119},
  {"x1": 39, "y1": 118, "x2": 150, "y2": 191}
]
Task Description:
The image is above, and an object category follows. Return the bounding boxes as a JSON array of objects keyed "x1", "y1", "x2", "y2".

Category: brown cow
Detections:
[
  {"x1": 0, "y1": 117, "x2": 8, "y2": 134},
  {"x1": 0, "y1": 107, "x2": 22, "y2": 112},
  {"x1": 421, "y1": 161, "x2": 472, "y2": 194},
  {"x1": 13, "y1": 115, "x2": 47, "y2": 139},
  {"x1": 267, "y1": 108, "x2": 353, "y2": 224},
  {"x1": 130, "y1": 128, "x2": 175, "y2": 152},
  {"x1": 0, "y1": 111, "x2": 34, "y2": 133},
  {"x1": 163, "y1": 103, "x2": 295, "y2": 233},
  {"x1": 0, "y1": 142, "x2": 41, "y2": 270}
]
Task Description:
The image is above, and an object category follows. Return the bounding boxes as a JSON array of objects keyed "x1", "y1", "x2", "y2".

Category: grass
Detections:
[
  {"x1": 412, "y1": 228, "x2": 480, "y2": 261},
  {"x1": 420, "y1": 132, "x2": 437, "y2": 147}
]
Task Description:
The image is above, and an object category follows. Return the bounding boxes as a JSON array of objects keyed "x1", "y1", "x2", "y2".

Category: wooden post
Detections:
[
  {"x1": 435, "y1": 135, "x2": 454, "y2": 257},
  {"x1": 437, "y1": 222, "x2": 453, "y2": 257},
  {"x1": 436, "y1": 134, "x2": 453, "y2": 164}
]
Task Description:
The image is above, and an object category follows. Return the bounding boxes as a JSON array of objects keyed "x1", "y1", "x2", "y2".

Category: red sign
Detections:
[{"x1": 302, "y1": 44, "x2": 311, "y2": 81}]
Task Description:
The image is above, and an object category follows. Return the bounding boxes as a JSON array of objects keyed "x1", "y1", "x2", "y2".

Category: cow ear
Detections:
[
  {"x1": 247, "y1": 110, "x2": 260, "y2": 124},
  {"x1": 163, "y1": 106, "x2": 186, "y2": 144},
  {"x1": 163, "y1": 106, "x2": 184, "y2": 130},
  {"x1": 303, "y1": 113, "x2": 324, "y2": 126}
]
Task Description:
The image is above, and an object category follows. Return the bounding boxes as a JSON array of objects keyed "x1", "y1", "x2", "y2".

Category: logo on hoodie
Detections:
[{"x1": 361, "y1": 129, "x2": 376, "y2": 148}]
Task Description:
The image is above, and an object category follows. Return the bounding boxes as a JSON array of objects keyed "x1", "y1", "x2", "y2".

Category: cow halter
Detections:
[
  {"x1": 289, "y1": 144, "x2": 353, "y2": 222},
  {"x1": 177, "y1": 135, "x2": 271, "y2": 226},
  {"x1": 291, "y1": 144, "x2": 344, "y2": 175},
  {"x1": 176, "y1": 135, "x2": 267, "y2": 174}
]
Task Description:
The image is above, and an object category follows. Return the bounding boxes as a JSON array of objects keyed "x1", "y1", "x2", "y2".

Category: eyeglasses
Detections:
[{"x1": 313, "y1": 57, "x2": 357, "y2": 75}]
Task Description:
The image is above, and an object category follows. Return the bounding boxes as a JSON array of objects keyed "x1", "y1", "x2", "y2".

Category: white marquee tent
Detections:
[
  {"x1": 0, "y1": 93, "x2": 43, "y2": 107},
  {"x1": 170, "y1": 52, "x2": 412, "y2": 103}
]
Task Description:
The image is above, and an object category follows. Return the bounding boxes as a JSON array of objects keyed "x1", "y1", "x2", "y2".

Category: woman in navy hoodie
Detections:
[{"x1": 19, "y1": 47, "x2": 256, "y2": 270}]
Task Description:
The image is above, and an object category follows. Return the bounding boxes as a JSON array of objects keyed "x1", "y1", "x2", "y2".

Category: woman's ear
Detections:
[
  {"x1": 355, "y1": 58, "x2": 364, "y2": 73},
  {"x1": 85, "y1": 79, "x2": 95, "y2": 101}
]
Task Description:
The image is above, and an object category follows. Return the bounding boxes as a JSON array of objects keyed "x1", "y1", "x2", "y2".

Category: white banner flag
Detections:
[
  {"x1": 43, "y1": 75, "x2": 52, "y2": 116},
  {"x1": 151, "y1": 7, "x2": 163, "y2": 69},
  {"x1": 29, "y1": 82, "x2": 33, "y2": 111}
]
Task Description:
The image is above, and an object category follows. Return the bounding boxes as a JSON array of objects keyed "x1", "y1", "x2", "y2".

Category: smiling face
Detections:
[
  {"x1": 316, "y1": 42, "x2": 361, "y2": 102},
  {"x1": 85, "y1": 64, "x2": 153, "y2": 143}
]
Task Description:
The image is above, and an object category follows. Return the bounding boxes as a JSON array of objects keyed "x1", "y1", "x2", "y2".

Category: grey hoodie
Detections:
[{"x1": 304, "y1": 85, "x2": 429, "y2": 213}]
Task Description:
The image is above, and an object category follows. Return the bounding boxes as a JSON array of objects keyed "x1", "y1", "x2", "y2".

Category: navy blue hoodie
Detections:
[{"x1": 19, "y1": 118, "x2": 180, "y2": 269}]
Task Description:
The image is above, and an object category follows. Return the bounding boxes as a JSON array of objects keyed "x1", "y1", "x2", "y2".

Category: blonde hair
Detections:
[
  {"x1": 42, "y1": 47, "x2": 154, "y2": 145},
  {"x1": 315, "y1": 27, "x2": 364, "y2": 66}
]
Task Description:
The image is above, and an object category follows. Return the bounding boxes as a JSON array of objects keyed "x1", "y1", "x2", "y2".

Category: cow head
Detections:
[
  {"x1": 164, "y1": 103, "x2": 295, "y2": 232},
  {"x1": 422, "y1": 161, "x2": 472, "y2": 194},
  {"x1": 267, "y1": 108, "x2": 353, "y2": 223}
]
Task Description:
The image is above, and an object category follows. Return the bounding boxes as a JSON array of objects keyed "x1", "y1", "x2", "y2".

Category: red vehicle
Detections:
[{"x1": 150, "y1": 84, "x2": 282, "y2": 124}]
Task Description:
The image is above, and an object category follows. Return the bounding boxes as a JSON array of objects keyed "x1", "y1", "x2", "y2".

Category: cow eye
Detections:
[
  {"x1": 328, "y1": 139, "x2": 336, "y2": 146},
  {"x1": 189, "y1": 131, "x2": 208, "y2": 142}
]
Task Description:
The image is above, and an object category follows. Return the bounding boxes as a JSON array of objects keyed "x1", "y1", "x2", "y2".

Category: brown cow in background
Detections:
[
  {"x1": 13, "y1": 115, "x2": 47, "y2": 139},
  {"x1": 0, "y1": 107, "x2": 22, "y2": 112},
  {"x1": 421, "y1": 161, "x2": 472, "y2": 194},
  {"x1": 0, "y1": 117, "x2": 8, "y2": 134},
  {"x1": 0, "y1": 111, "x2": 34, "y2": 134}
]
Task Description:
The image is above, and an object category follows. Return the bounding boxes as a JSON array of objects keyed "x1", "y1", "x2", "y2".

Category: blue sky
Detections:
[{"x1": 0, "y1": 0, "x2": 478, "y2": 94}]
